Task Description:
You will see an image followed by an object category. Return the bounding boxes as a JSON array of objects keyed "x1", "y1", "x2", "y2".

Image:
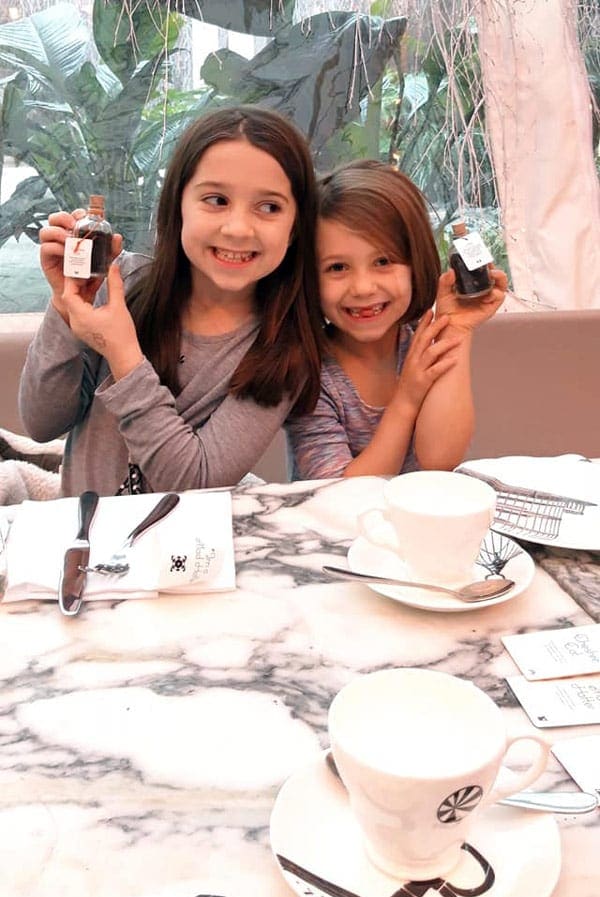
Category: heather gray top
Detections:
[
  {"x1": 19, "y1": 253, "x2": 293, "y2": 496},
  {"x1": 286, "y1": 324, "x2": 419, "y2": 479}
]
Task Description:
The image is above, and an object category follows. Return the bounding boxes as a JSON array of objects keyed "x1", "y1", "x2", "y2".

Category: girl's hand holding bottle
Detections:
[
  {"x1": 39, "y1": 206, "x2": 139, "y2": 378},
  {"x1": 435, "y1": 268, "x2": 507, "y2": 334},
  {"x1": 39, "y1": 209, "x2": 123, "y2": 321}
]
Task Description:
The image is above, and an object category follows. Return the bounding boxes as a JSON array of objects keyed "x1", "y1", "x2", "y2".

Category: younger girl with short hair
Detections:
[
  {"x1": 20, "y1": 105, "x2": 323, "y2": 496},
  {"x1": 286, "y1": 160, "x2": 506, "y2": 479}
]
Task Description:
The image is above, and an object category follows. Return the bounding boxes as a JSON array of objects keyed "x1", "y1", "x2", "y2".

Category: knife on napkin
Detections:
[{"x1": 58, "y1": 490, "x2": 99, "y2": 616}]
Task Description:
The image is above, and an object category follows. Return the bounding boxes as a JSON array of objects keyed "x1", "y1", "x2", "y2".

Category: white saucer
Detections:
[
  {"x1": 346, "y1": 531, "x2": 534, "y2": 613},
  {"x1": 270, "y1": 752, "x2": 560, "y2": 897}
]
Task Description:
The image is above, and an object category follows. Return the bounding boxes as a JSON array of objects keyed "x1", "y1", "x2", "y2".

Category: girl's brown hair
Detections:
[
  {"x1": 318, "y1": 160, "x2": 441, "y2": 323},
  {"x1": 127, "y1": 105, "x2": 322, "y2": 413}
]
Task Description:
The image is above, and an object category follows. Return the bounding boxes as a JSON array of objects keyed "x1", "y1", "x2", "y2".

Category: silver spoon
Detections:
[
  {"x1": 322, "y1": 565, "x2": 514, "y2": 603},
  {"x1": 325, "y1": 752, "x2": 597, "y2": 814},
  {"x1": 496, "y1": 789, "x2": 598, "y2": 813}
]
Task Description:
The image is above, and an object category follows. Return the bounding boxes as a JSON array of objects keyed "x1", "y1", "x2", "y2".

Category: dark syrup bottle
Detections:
[
  {"x1": 73, "y1": 194, "x2": 112, "y2": 278},
  {"x1": 449, "y1": 220, "x2": 493, "y2": 299}
]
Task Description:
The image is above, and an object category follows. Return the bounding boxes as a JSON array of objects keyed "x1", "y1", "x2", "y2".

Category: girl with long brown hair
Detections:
[{"x1": 20, "y1": 106, "x2": 322, "y2": 495}]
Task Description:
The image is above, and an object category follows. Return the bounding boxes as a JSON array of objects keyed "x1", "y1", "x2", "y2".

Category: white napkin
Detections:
[{"x1": 2, "y1": 491, "x2": 236, "y2": 603}]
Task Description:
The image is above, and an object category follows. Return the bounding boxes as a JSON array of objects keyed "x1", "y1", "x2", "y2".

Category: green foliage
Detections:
[
  {"x1": 0, "y1": 1, "x2": 205, "y2": 251},
  {"x1": 0, "y1": 0, "x2": 406, "y2": 251},
  {"x1": 347, "y1": 22, "x2": 507, "y2": 271},
  {"x1": 0, "y1": 0, "x2": 597, "y2": 300},
  {"x1": 170, "y1": 0, "x2": 297, "y2": 38},
  {"x1": 197, "y1": 10, "x2": 406, "y2": 170},
  {"x1": 378, "y1": 30, "x2": 497, "y2": 219}
]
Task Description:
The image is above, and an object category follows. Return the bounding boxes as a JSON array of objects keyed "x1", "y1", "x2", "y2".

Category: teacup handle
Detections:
[
  {"x1": 357, "y1": 509, "x2": 400, "y2": 554},
  {"x1": 488, "y1": 735, "x2": 550, "y2": 804}
]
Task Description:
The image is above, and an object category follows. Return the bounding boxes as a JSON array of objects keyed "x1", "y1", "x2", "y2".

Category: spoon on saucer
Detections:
[{"x1": 322, "y1": 565, "x2": 514, "y2": 603}]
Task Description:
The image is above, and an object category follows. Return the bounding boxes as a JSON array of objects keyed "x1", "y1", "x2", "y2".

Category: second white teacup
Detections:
[
  {"x1": 329, "y1": 668, "x2": 549, "y2": 881},
  {"x1": 358, "y1": 470, "x2": 496, "y2": 587}
]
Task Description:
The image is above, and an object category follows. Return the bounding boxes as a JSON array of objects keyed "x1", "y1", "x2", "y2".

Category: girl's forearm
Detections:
[
  {"x1": 343, "y1": 400, "x2": 418, "y2": 477},
  {"x1": 18, "y1": 303, "x2": 87, "y2": 442},
  {"x1": 413, "y1": 334, "x2": 475, "y2": 470}
]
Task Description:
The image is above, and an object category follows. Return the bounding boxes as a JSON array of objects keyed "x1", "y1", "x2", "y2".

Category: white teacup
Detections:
[
  {"x1": 358, "y1": 470, "x2": 496, "y2": 587},
  {"x1": 328, "y1": 668, "x2": 549, "y2": 881}
]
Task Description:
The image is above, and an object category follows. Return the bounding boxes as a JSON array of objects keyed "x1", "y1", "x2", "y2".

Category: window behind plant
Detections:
[{"x1": 0, "y1": 0, "x2": 598, "y2": 312}]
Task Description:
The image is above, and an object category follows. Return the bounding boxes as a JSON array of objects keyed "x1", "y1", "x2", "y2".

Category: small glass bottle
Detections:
[
  {"x1": 72, "y1": 194, "x2": 112, "y2": 278},
  {"x1": 449, "y1": 220, "x2": 493, "y2": 300}
]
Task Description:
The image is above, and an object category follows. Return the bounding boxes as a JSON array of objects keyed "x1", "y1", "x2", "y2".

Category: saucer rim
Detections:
[
  {"x1": 347, "y1": 530, "x2": 534, "y2": 613},
  {"x1": 270, "y1": 750, "x2": 561, "y2": 897}
]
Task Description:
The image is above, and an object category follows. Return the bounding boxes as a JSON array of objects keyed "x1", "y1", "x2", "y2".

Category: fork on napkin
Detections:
[{"x1": 2, "y1": 491, "x2": 236, "y2": 603}]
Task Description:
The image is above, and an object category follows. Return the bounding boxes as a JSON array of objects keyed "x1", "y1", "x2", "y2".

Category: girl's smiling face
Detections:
[
  {"x1": 318, "y1": 218, "x2": 413, "y2": 345},
  {"x1": 180, "y1": 138, "x2": 297, "y2": 306}
]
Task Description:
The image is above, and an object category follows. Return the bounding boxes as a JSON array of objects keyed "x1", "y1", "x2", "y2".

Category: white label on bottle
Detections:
[
  {"x1": 63, "y1": 236, "x2": 92, "y2": 279},
  {"x1": 453, "y1": 232, "x2": 493, "y2": 271}
]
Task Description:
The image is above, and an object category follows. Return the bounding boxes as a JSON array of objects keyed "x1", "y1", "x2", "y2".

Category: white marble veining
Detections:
[{"x1": 1, "y1": 476, "x2": 598, "y2": 897}]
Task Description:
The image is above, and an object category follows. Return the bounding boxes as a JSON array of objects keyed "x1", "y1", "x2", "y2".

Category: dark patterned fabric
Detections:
[{"x1": 116, "y1": 463, "x2": 145, "y2": 495}]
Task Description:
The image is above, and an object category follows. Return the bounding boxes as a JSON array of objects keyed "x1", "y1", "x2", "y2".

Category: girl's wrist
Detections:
[
  {"x1": 387, "y1": 391, "x2": 421, "y2": 420},
  {"x1": 438, "y1": 318, "x2": 475, "y2": 339},
  {"x1": 108, "y1": 350, "x2": 145, "y2": 381},
  {"x1": 50, "y1": 292, "x2": 69, "y2": 323}
]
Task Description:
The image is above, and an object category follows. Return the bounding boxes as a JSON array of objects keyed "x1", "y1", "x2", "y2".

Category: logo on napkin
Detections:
[{"x1": 170, "y1": 555, "x2": 187, "y2": 572}]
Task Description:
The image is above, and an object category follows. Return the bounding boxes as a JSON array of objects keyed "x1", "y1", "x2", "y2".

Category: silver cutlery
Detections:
[
  {"x1": 325, "y1": 750, "x2": 597, "y2": 814},
  {"x1": 322, "y1": 565, "x2": 514, "y2": 603},
  {"x1": 82, "y1": 492, "x2": 180, "y2": 577},
  {"x1": 495, "y1": 789, "x2": 598, "y2": 813},
  {"x1": 58, "y1": 490, "x2": 99, "y2": 616}
]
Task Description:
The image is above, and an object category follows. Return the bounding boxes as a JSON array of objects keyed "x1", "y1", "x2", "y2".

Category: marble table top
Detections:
[{"x1": 1, "y1": 476, "x2": 598, "y2": 897}]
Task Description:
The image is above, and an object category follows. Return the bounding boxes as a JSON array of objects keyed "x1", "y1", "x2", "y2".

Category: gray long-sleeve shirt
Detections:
[{"x1": 19, "y1": 253, "x2": 293, "y2": 496}]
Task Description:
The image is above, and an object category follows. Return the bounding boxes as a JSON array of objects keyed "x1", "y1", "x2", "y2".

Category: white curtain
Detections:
[{"x1": 478, "y1": 0, "x2": 600, "y2": 309}]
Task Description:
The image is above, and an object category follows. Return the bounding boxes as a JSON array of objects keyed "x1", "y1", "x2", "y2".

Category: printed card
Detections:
[
  {"x1": 63, "y1": 236, "x2": 92, "y2": 279},
  {"x1": 552, "y1": 735, "x2": 600, "y2": 800},
  {"x1": 507, "y1": 674, "x2": 600, "y2": 727},
  {"x1": 453, "y1": 231, "x2": 494, "y2": 271},
  {"x1": 502, "y1": 624, "x2": 600, "y2": 680}
]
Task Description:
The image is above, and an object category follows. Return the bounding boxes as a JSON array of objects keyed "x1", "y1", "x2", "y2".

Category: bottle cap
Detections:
[
  {"x1": 451, "y1": 220, "x2": 467, "y2": 237},
  {"x1": 89, "y1": 194, "x2": 105, "y2": 211}
]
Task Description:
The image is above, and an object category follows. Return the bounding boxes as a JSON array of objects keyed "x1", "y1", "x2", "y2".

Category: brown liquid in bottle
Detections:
[
  {"x1": 449, "y1": 221, "x2": 493, "y2": 300},
  {"x1": 73, "y1": 194, "x2": 112, "y2": 278}
]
